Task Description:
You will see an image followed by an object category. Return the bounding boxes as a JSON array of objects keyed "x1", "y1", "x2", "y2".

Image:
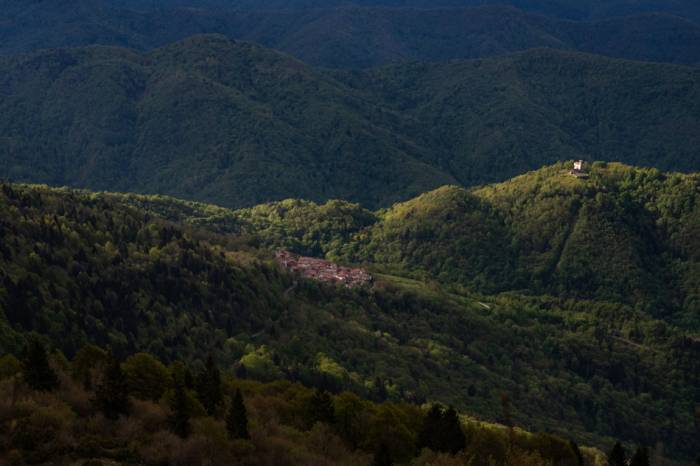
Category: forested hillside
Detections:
[
  {"x1": 348, "y1": 52, "x2": 700, "y2": 186},
  {"x1": 3, "y1": 2, "x2": 700, "y2": 67},
  {"x1": 2, "y1": 37, "x2": 700, "y2": 209},
  {"x1": 0, "y1": 35, "x2": 454, "y2": 208},
  {"x1": 0, "y1": 343, "x2": 606, "y2": 466},
  {"x1": 228, "y1": 163, "x2": 700, "y2": 330},
  {"x1": 2, "y1": 1, "x2": 699, "y2": 464},
  {"x1": 0, "y1": 179, "x2": 698, "y2": 460}
]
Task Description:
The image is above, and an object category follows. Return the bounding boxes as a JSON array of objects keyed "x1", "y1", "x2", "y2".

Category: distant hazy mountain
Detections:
[
  {"x1": 1, "y1": 2, "x2": 700, "y2": 67},
  {"x1": 101, "y1": 0, "x2": 700, "y2": 22},
  {"x1": 1, "y1": 36, "x2": 699, "y2": 208}
]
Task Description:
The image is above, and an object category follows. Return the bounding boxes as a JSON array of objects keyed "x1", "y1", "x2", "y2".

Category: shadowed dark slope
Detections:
[
  {"x1": 2, "y1": 2, "x2": 700, "y2": 67},
  {"x1": 0, "y1": 35, "x2": 455, "y2": 208},
  {"x1": 2, "y1": 38, "x2": 700, "y2": 208}
]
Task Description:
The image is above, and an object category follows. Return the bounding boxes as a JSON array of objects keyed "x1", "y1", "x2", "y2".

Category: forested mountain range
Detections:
[
  {"x1": 0, "y1": 167, "x2": 699, "y2": 460},
  {"x1": 2, "y1": 1, "x2": 700, "y2": 68},
  {"x1": 55, "y1": 0, "x2": 700, "y2": 23},
  {"x1": 2, "y1": 3, "x2": 700, "y2": 462},
  {"x1": 1, "y1": 36, "x2": 700, "y2": 209}
]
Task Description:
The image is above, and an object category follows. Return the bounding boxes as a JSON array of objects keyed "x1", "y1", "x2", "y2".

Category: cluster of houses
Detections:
[{"x1": 275, "y1": 250, "x2": 372, "y2": 288}]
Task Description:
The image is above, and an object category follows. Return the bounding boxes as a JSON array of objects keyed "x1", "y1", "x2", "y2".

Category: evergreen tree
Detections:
[
  {"x1": 373, "y1": 377, "x2": 388, "y2": 402},
  {"x1": 196, "y1": 355, "x2": 223, "y2": 416},
  {"x1": 569, "y1": 440, "x2": 584, "y2": 466},
  {"x1": 417, "y1": 404, "x2": 444, "y2": 453},
  {"x1": 226, "y1": 388, "x2": 250, "y2": 440},
  {"x1": 372, "y1": 442, "x2": 392, "y2": 466},
  {"x1": 441, "y1": 407, "x2": 466, "y2": 454},
  {"x1": 169, "y1": 382, "x2": 191, "y2": 439},
  {"x1": 307, "y1": 388, "x2": 335, "y2": 427},
  {"x1": 417, "y1": 404, "x2": 465, "y2": 454},
  {"x1": 608, "y1": 442, "x2": 627, "y2": 466},
  {"x1": 235, "y1": 363, "x2": 247, "y2": 379},
  {"x1": 23, "y1": 338, "x2": 58, "y2": 391},
  {"x1": 94, "y1": 351, "x2": 130, "y2": 419},
  {"x1": 184, "y1": 367, "x2": 195, "y2": 389},
  {"x1": 630, "y1": 446, "x2": 650, "y2": 466}
]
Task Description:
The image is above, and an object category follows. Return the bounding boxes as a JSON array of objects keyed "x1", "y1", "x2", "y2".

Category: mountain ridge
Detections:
[
  {"x1": 2, "y1": 2, "x2": 700, "y2": 68},
  {"x1": 225, "y1": 161, "x2": 700, "y2": 330},
  {"x1": 2, "y1": 37, "x2": 700, "y2": 210}
]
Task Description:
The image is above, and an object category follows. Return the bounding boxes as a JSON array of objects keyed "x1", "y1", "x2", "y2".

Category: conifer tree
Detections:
[
  {"x1": 373, "y1": 376, "x2": 388, "y2": 402},
  {"x1": 169, "y1": 382, "x2": 191, "y2": 439},
  {"x1": 94, "y1": 351, "x2": 130, "y2": 419},
  {"x1": 630, "y1": 446, "x2": 650, "y2": 466},
  {"x1": 372, "y1": 442, "x2": 392, "y2": 466},
  {"x1": 417, "y1": 404, "x2": 466, "y2": 454},
  {"x1": 569, "y1": 440, "x2": 584, "y2": 466},
  {"x1": 441, "y1": 407, "x2": 466, "y2": 454},
  {"x1": 184, "y1": 367, "x2": 195, "y2": 389},
  {"x1": 307, "y1": 388, "x2": 335, "y2": 427},
  {"x1": 226, "y1": 388, "x2": 250, "y2": 440},
  {"x1": 417, "y1": 404, "x2": 443, "y2": 452},
  {"x1": 23, "y1": 338, "x2": 58, "y2": 391},
  {"x1": 196, "y1": 355, "x2": 223, "y2": 416},
  {"x1": 608, "y1": 442, "x2": 627, "y2": 466},
  {"x1": 235, "y1": 363, "x2": 247, "y2": 379}
]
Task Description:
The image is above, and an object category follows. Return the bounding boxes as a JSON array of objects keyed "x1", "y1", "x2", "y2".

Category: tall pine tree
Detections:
[
  {"x1": 196, "y1": 355, "x2": 223, "y2": 416},
  {"x1": 94, "y1": 351, "x2": 130, "y2": 419},
  {"x1": 441, "y1": 407, "x2": 466, "y2": 454},
  {"x1": 169, "y1": 382, "x2": 191, "y2": 439},
  {"x1": 306, "y1": 388, "x2": 335, "y2": 427},
  {"x1": 569, "y1": 440, "x2": 584, "y2": 466},
  {"x1": 372, "y1": 442, "x2": 392, "y2": 466},
  {"x1": 608, "y1": 442, "x2": 627, "y2": 466},
  {"x1": 226, "y1": 388, "x2": 250, "y2": 440},
  {"x1": 23, "y1": 338, "x2": 58, "y2": 391},
  {"x1": 630, "y1": 446, "x2": 650, "y2": 466},
  {"x1": 417, "y1": 404, "x2": 466, "y2": 454}
]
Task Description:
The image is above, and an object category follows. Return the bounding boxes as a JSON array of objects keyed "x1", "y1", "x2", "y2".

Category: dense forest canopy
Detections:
[
  {"x1": 182, "y1": 162, "x2": 700, "y2": 331},
  {"x1": 1, "y1": 37, "x2": 700, "y2": 209},
  {"x1": 0, "y1": 166, "x2": 698, "y2": 460},
  {"x1": 0, "y1": 342, "x2": 607, "y2": 465},
  {"x1": 2, "y1": 2, "x2": 700, "y2": 463}
]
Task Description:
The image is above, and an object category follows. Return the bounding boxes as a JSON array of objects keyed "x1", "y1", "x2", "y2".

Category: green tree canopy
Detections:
[{"x1": 122, "y1": 352, "x2": 171, "y2": 401}]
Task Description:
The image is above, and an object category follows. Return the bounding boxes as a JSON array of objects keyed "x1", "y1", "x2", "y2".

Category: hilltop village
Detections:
[{"x1": 275, "y1": 250, "x2": 372, "y2": 287}]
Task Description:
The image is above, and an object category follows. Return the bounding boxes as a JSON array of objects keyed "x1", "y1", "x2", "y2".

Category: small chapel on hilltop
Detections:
[{"x1": 570, "y1": 160, "x2": 588, "y2": 178}]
